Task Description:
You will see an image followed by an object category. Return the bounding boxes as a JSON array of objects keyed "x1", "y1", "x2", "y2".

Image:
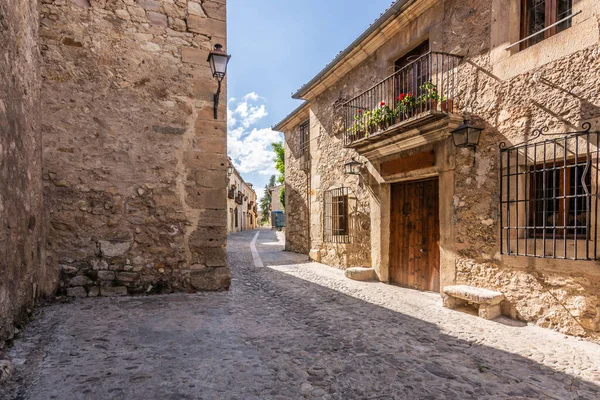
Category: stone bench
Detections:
[{"x1": 443, "y1": 285, "x2": 505, "y2": 320}]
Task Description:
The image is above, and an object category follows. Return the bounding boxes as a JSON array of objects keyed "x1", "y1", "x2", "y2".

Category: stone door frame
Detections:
[{"x1": 370, "y1": 138, "x2": 457, "y2": 294}]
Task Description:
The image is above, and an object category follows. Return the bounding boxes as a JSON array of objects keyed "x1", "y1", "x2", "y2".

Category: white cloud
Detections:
[
  {"x1": 243, "y1": 92, "x2": 260, "y2": 101},
  {"x1": 228, "y1": 93, "x2": 282, "y2": 177}
]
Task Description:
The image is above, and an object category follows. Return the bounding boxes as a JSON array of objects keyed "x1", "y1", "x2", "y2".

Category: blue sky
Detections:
[{"x1": 226, "y1": 0, "x2": 393, "y2": 199}]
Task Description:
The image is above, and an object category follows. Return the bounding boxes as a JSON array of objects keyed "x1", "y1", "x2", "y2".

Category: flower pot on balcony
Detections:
[
  {"x1": 423, "y1": 99, "x2": 438, "y2": 112},
  {"x1": 440, "y1": 99, "x2": 454, "y2": 113}
]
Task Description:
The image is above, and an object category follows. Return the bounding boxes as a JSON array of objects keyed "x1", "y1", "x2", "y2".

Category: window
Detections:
[
  {"x1": 324, "y1": 187, "x2": 350, "y2": 243},
  {"x1": 500, "y1": 127, "x2": 599, "y2": 260},
  {"x1": 520, "y1": 0, "x2": 572, "y2": 50},
  {"x1": 529, "y1": 159, "x2": 590, "y2": 237},
  {"x1": 394, "y1": 40, "x2": 430, "y2": 97},
  {"x1": 299, "y1": 120, "x2": 309, "y2": 155}
]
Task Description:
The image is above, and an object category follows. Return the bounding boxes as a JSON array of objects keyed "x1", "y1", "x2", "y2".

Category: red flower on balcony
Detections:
[
  {"x1": 357, "y1": 109, "x2": 362, "y2": 113},
  {"x1": 380, "y1": 101, "x2": 386, "y2": 107}
]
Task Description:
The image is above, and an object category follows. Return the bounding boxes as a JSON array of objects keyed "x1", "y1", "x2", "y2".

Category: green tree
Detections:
[
  {"x1": 272, "y1": 141, "x2": 285, "y2": 207},
  {"x1": 272, "y1": 142, "x2": 285, "y2": 184},
  {"x1": 259, "y1": 174, "x2": 276, "y2": 224}
]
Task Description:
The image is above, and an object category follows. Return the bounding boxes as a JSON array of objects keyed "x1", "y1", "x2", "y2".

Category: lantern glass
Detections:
[
  {"x1": 452, "y1": 130, "x2": 467, "y2": 147},
  {"x1": 208, "y1": 44, "x2": 231, "y2": 79},
  {"x1": 344, "y1": 160, "x2": 362, "y2": 175},
  {"x1": 468, "y1": 128, "x2": 481, "y2": 146}
]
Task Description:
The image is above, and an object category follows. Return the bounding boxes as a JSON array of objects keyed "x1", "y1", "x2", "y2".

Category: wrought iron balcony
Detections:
[
  {"x1": 235, "y1": 192, "x2": 244, "y2": 205},
  {"x1": 342, "y1": 52, "x2": 462, "y2": 146}
]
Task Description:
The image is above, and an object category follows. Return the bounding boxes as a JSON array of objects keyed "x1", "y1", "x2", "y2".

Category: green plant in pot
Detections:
[
  {"x1": 371, "y1": 101, "x2": 395, "y2": 131},
  {"x1": 347, "y1": 110, "x2": 367, "y2": 140},
  {"x1": 395, "y1": 93, "x2": 416, "y2": 120},
  {"x1": 417, "y1": 82, "x2": 440, "y2": 111}
]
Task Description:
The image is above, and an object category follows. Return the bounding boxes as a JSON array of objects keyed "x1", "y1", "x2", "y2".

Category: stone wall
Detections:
[
  {"x1": 284, "y1": 120, "x2": 310, "y2": 254},
  {"x1": 442, "y1": 0, "x2": 600, "y2": 337},
  {"x1": 39, "y1": 0, "x2": 230, "y2": 296},
  {"x1": 284, "y1": 0, "x2": 600, "y2": 336},
  {"x1": 0, "y1": 0, "x2": 57, "y2": 345}
]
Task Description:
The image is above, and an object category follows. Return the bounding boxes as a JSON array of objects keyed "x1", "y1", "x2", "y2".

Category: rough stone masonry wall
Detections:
[
  {"x1": 284, "y1": 121, "x2": 310, "y2": 254},
  {"x1": 309, "y1": 82, "x2": 373, "y2": 269},
  {"x1": 442, "y1": 0, "x2": 600, "y2": 337},
  {"x1": 0, "y1": 0, "x2": 57, "y2": 345},
  {"x1": 39, "y1": 0, "x2": 230, "y2": 297}
]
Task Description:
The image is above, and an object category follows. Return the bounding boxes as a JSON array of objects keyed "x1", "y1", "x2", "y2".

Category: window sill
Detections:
[{"x1": 492, "y1": 17, "x2": 599, "y2": 80}]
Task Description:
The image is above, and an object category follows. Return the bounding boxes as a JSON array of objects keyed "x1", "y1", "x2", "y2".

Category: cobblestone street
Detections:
[{"x1": 2, "y1": 228, "x2": 600, "y2": 399}]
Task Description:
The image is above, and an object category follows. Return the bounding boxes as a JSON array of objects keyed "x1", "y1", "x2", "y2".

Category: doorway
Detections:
[{"x1": 389, "y1": 178, "x2": 440, "y2": 292}]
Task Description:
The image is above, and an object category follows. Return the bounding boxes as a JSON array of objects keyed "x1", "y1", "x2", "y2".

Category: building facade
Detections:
[
  {"x1": 1, "y1": 0, "x2": 231, "y2": 343},
  {"x1": 276, "y1": 0, "x2": 600, "y2": 338},
  {"x1": 227, "y1": 162, "x2": 258, "y2": 233}
]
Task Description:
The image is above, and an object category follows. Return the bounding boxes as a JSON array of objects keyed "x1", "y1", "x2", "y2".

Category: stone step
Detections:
[{"x1": 345, "y1": 267, "x2": 377, "y2": 281}]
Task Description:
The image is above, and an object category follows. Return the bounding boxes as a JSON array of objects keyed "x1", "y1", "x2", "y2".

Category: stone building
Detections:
[
  {"x1": 227, "y1": 159, "x2": 258, "y2": 233},
  {"x1": 0, "y1": 0, "x2": 56, "y2": 347},
  {"x1": 1, "y1": 0, "x2": 230, "y2": 344},
  {"x1": 276, "y1": 0, "x2": 600, "y2": 338},
  {"x1": 269, "y1": 185, "x2": 284, "y2": 212}
]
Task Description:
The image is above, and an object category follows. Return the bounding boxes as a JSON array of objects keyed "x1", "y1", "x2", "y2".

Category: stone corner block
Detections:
[
  {"x1": 345, "y1": 267, "x2": 377, "y2": 281},
  {"x1": 66, "y1": 287, "x2": 87, "y2": 298},
  {"x1": 101, "y1": 286, "x2": 129, "y2": 297},
  {"x1": 99, "y1": 240, "x2": 131, "y2": 258},
  {"x1": 190, "y1": 266, "x2": 231, "y2": 291}
]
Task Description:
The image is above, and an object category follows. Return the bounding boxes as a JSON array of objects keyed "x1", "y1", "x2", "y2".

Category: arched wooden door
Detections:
[{"x1": 389, "y1": 178, "x2": 440, "y2": 292}]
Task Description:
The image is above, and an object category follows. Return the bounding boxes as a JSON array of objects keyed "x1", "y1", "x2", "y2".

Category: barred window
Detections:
[
  {"x1": 300, "y1": 120, "x2": 310, "y2": 155},
  {"x1": 500, "y1": 126, "x2": 599, "y2": 260},
  {"x1": 324, "y1": 187, "x2": 350, "y2": 243},
  {"x1": 521, "y1": 0, "x2": 572, "y2": 50}
]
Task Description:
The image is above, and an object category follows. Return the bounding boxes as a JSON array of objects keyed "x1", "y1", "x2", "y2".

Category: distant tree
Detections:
[
  {"x1": 272, "y1": 142, "x2": 285, "y2": 207},
  {"x1": 272, "y1": 142, "x2": 285, "y2": 184},
  {"x1": 259, "y1": 174, "x2": 276, "y2": 224}
]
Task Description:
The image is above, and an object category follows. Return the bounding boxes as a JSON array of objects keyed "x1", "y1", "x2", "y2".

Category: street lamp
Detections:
[
  {"x1": 207, "y1": 44, "x2": 231, "y2": 120},
  {"x1": 451, "y1": 118, "x2": 483, "y2": 148},
  {"x1": 344, "y1": 157, "x2": 363, "y2": 175}
]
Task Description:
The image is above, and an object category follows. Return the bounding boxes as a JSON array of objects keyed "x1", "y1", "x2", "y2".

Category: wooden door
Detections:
[{"x1": 389, "y1": 178, "x2": 440, "y2": 292}]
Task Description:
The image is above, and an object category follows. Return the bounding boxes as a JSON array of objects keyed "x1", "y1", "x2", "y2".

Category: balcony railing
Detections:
[
  {"x1": 342, "y1": 52, "x2": 462, "y2": 146},
  {"x1": 235, "y1": 192, "x2": 244, "y2": 205}
]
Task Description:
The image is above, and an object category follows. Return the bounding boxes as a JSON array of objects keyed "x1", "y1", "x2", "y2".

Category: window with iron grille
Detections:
[
  {"x1": 299, "y1": 120, "x2": 309, "y2": 155},
  {"x1": 520, "y1": 0, "x2": 572, "y2": 50},
  {"x1": 324, "y1": 187, "x2": 351, "y2": 244},
  {"x1": 500, "y1": 125, "x2": 600, "y2": 260}
]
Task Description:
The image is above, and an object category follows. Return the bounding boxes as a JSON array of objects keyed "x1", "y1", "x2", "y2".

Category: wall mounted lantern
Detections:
[
  {"x1": 344, "y1": 157, "x2": 363, "y2": 175},
  {"x1": 451, "y1": 119, "x2": 484, "y2": 149},
  {"x1": 227, "y1": 163, "x2": 234, "y2": 177},
  {"x1": 207, "y1": 44, "x2": 231, "y2": 120}
]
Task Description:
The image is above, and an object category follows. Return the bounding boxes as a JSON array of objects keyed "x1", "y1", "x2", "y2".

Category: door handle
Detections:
[{"x1": 420, "y1": 249, "x2": 426, "y2": 253}]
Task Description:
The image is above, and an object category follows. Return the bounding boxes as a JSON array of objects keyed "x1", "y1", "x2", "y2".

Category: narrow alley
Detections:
[{"x1": 2, "y1": 229, "x2": 599, "y2": 399}]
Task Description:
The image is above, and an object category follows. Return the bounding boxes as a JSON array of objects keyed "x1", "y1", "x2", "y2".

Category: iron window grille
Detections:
[
  {"x1": 324, "y1": 187, "x2": 351, "y2": 244},
  {"x1": 500, "y1": 123, "x2": 600, "y2": 260},
  {"x1": 299, "y1": 120, "x2": 310, "y2": 154}
]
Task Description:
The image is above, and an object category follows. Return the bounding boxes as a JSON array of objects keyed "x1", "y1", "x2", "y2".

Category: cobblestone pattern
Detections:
[
  {"x1": 1, "y1": 229, "x2": 599, "y2": 399},
  {"x1": 40, "y1": 0, "x2": 230, "y2": 295}
]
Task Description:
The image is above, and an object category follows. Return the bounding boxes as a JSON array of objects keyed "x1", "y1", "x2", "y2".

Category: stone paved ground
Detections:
[{"x1": 2, "y1": 228, "x2": 600, "y2": 399}]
